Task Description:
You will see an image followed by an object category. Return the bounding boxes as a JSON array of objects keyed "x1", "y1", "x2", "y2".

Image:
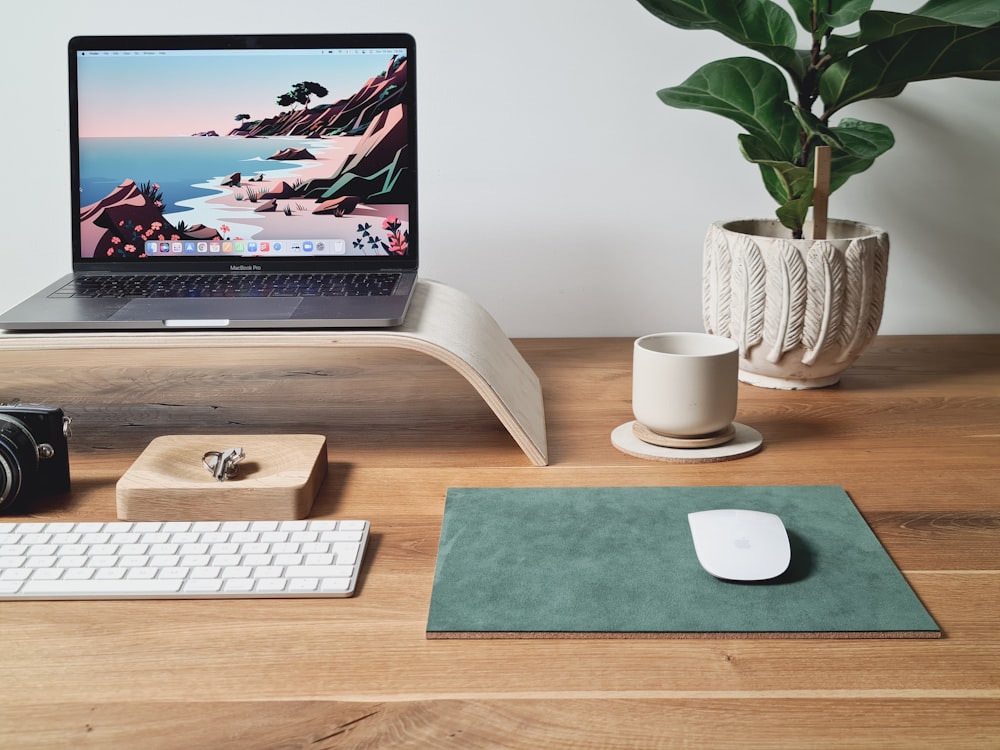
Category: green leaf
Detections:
[
  {"x1": 825, "y1": 3, "x2": 1000, "y2": 60},
  {"x1": 636, "y1": 0, "x2": 806, "y2": 81},
  {"x1": 788, "y1": 0, "x2": 872, "y2": 38},
  {"x1": 789, "y1": 104, "x2": 845, "y2": 152},
  {"x1": 776, "y1": 194, "x2": 813, "y2": 234},
  {"x1": 910, "y1": 0, "x2": 1000, "y2": 28},
  {"x1": 858, "y1": 9, "x2": 1000, "y2": 42},
  {"x1": 636, "y1": 0, "x2": 795, "y2": 43},
  {"x1": 829, "y1": 118, "x2": 894, "y2": 160},
  {"x1": 759, "y1": 164, "x2": 790, "y2": 206},
  {"x1": 657, "y1": 57, "x2": 800, "y2": 159},
  {"x1": 738, "y1": 134, "x2": 795, "y2": 204},
  {"x1": 821, "y1": 0, "x2": 874, "y2": 29},
  {"x1": 821, "y1": 24, "x2": 1000, "y2": 114},
  {"x1": 827, "y1": 118, "x2": 895, "y2": 191},
  {"x1": 739, "y1": 134, "x2": 814, "y2": 234}
]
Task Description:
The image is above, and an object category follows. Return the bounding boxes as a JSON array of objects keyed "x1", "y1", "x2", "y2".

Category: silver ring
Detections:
[{"x1": 202, "y1": 447, "x2": 245, "y2": 481}]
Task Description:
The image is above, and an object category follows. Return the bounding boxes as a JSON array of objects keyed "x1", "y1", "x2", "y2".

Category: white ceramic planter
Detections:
[{"x1": 702, "y1": 218, "x2": 889, "y2": 389}]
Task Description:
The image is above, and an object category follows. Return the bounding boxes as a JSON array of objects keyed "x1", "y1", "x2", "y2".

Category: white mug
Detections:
[{"x1": 632, "y1": 332, "x2": 738, "y2": 437}]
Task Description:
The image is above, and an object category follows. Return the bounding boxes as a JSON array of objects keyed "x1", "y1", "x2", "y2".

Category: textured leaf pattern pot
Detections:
[{"x1": 702, "y1": 218, "x2": 889, "y2": 389}]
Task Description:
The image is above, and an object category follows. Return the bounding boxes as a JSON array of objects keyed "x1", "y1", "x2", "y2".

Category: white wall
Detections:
[{"x1": 1, "y1": 0, "x2": 997, "y2": 337}]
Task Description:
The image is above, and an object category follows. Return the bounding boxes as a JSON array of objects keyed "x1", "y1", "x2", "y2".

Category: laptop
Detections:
[{"x1": 0, "y1": 33, "x2": 418, "y2": 330}]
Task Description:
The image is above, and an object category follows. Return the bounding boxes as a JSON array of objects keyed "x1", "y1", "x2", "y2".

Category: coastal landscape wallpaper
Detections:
[{"x1": 76, "y1": 47, "x2": 411, "y2": 260}]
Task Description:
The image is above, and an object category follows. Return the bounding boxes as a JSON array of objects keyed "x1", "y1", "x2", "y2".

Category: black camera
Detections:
[{"x1": 0, "y1": 402, "x2": 72, "y2": 513}]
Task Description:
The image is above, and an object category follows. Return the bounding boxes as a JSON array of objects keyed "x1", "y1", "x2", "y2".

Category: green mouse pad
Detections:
[{"x1": 426, "y1": 486, "x2": 940, "y2": 639}]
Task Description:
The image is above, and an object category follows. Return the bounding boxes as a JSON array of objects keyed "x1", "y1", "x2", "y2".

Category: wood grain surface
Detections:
[
  {"x1": 0, "y1": 335, "x2": 997, "y2": 749},
  {"x1": 116, "y1": 434, "x2": 327, "y2": 520}
]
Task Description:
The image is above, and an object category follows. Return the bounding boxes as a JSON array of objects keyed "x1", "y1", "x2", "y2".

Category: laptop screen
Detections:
[{"x1": 69, "y1": 34, "x2": 417, "y2": 271}]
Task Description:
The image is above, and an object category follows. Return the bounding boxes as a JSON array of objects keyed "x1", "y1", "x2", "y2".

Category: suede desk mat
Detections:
[{"x1": 426, "y1": 486, "x2": 940, "y2": 639}]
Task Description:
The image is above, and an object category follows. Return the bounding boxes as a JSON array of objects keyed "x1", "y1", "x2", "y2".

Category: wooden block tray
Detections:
[{"x1": 116, "y1": 434, "x2": 327, "y2": 521}]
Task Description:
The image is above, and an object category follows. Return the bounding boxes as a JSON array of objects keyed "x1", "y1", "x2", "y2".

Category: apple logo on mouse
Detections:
[{"x1": 688, "y1": 509, "x2": 791, "y2": 581}]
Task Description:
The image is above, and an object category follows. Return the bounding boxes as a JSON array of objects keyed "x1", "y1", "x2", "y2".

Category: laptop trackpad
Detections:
[{"x1": 110, "y1": 297, "x2": 301, "y2": 324}]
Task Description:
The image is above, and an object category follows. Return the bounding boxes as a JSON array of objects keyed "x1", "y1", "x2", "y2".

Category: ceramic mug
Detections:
[{"x1": 632, "y1": 332, "x2": 738, "y2": 437}]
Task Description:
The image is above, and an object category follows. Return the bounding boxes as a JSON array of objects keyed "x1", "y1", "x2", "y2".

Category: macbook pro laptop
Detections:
[{"x1": 0, "y1": 33, "x2": 418, "y2": 330}]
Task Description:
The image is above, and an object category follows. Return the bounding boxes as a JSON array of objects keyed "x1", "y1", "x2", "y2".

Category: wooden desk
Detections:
[{"x1": 0, "y1": 335, "x2": 997, "y2": 748}]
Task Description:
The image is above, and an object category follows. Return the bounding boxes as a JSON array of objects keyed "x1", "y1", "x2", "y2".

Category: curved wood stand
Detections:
[{"x1": 0, "y1": 280, "x2": 548, "y2": 465}]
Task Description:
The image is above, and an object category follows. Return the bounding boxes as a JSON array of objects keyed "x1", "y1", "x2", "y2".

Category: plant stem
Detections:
[{"x1": 796, "y1": 7, "x2": 834, "y2": 168}]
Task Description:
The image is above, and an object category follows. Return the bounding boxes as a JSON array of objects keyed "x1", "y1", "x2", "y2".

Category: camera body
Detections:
[{"x1": 0, "y1": 402, "x2": 71, "y2": 513}]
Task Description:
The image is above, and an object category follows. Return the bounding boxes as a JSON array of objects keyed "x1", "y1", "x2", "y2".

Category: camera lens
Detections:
[{"x1": 0, "y1": 415, "x2": 40, "y2": 511}]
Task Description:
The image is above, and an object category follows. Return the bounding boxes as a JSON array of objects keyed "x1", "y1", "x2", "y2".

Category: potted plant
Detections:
[{"x1": 637, "y1": 0, "x2": 1000, "y2": 388}]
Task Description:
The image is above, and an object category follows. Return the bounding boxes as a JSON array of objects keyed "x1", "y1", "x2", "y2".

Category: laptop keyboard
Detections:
[{"x1": 52, "y1": 273, "x2": 400, "y2": 299}]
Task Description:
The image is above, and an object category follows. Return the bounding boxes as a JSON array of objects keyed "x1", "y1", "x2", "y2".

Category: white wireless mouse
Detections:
[{"x1": 687, "y1": 509, "x2": 791, "y2": 581}]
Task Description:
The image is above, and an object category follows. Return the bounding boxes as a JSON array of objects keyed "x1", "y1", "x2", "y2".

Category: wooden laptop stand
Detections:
[{"x1": 0, "y1": 280, "x2": 548, "y2": 465}]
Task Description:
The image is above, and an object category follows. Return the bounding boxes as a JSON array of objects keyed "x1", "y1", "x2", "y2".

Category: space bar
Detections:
[{"x1": 20, "y1": 578, "x2": 185, "y2": 597}]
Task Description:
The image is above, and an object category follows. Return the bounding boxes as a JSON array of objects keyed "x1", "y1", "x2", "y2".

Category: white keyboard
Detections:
[{"x1": 0, "y1": 519, "x2": 369, "y2": 600}]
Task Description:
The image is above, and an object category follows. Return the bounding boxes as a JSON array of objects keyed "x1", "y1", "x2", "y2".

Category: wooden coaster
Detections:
[
  {"x1": 116, "y1": 434, "x2": 327, "y2": 520},
  {"x1": 632, "y1": 421, "x2": 735, "y2": 449},
  {"x1": 612, "y1": 422, "x2": 763, "y2": 463}
]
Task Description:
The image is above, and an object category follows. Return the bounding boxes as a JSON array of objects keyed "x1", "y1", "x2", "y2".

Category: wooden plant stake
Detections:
[{"x1": 813, "y1": 145, "x2": 831, "y2": 240}]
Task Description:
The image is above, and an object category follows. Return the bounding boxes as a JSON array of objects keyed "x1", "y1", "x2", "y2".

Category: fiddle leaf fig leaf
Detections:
[
  {"x1": 636, "y1": 0, "x2": 806, "y2": 80},
  {"x1": 658, "y1": 58, "x2": 800, "y2": 159},
  {"x1": 904, "y1": 0, "x2": 1000, "y2": 29},
  {"x1": 788, "y1": 0, "x2": 872, "y2": 38},
  {"x1": 739, "y1": 134, "x2": 814, "y2": 232},
  {"x1": 776, "y1": 194, "x2": 814, "y2": 233},
  {"x1": 821, "y1": 22, "x2": 1000, "y2": 114},
  {"x1": 860, "y1": 10, "x2": 991, "y2": 39},
  {"x1": 829, "y1": 4, "x2": 1000, "y2": 55},
  {"x1": 829, "y1": 118, "x2": 894, "y2": 160},
  {"x1": 828, "y1": 2, "x2": 1000, "y2": 59},
  {"x1": 789, "y1": 104, "x2": 845, "y2": 151},
  {"x1": 827, "y1": 118, "x2": 895, "y2": 191}
]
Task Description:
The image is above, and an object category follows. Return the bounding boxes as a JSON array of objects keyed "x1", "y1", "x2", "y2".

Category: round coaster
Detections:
[
  {"x1": 612, "y1": 421, "x2": 763, "y2": 463},
  {"x1": 631, "y1": 421, "x2": 736, "y2": 449}
]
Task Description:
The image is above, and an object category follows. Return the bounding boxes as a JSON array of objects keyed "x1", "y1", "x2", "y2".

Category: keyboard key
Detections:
[
  {"x1": 285, "y1": 565, "x2": 355, "y2": 579},
  {"x1": 19, "y1": 577, "x2": 184, "y2": 597},
  {"x1": 256, "y1": 579, "x2": 287, "y2": 593},
  {"x1": 333, "y1": 543, "x2": 361, "y2": 564},
  {"x1": 183, "y1": 579, "x2": 224, "y2": 594},
  {"x1": 223, "y1": 579, "x2": 255, "y2": 593},
  {"x1": 320, "y1": 578, "x2": 351, "y2": 593}
]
